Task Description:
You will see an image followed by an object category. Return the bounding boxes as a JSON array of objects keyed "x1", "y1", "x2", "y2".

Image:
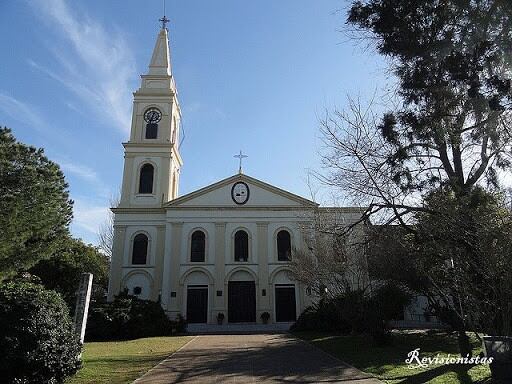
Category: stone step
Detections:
[{"x1": 186, "y1": 322, "x2": 293, "y2": 334}]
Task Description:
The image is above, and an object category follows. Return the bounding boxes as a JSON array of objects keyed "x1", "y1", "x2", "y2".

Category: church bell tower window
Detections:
[
  {"x1": 139, "y1": 163, "x2": 154, "y2": 194},
  {"x1": 144, "y1": 107, "x2": 162, "y2": 139},
  {"x1": 132, "y1": 234, "x2": 148, "y2": 265}
]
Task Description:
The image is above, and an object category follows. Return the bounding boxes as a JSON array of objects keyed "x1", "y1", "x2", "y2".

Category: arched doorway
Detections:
[
  {"x1": 227, "y1": 269, "x2": 256, "y2": 323},
  {"x1": 272, "y1": 269, "x2": 297, "y2": 322},
  {"x1": 183, "y1": 270, "x2": 210, "y2": 324}
]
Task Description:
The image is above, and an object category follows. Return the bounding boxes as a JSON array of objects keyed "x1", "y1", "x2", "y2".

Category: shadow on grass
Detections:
[
  {"x1": 385, "y1": 364, "x2": 475, "y2": 384},
  {"x1": 85, "y1": 353, "x2": 170, "y2": 364},
  {"x1": 294, "y1": 330, "x2": 491, "y2": 383}
]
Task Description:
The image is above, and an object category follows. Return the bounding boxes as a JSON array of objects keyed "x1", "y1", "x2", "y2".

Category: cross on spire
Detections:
[
  {"x1": 159, "y1": 15, "x2": 170, "y2": 30},
  {"x1": 234, "y1": 150, "x2": 248, "y2": 174}
]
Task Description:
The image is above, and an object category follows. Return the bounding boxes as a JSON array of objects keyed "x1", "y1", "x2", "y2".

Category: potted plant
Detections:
[
  {"x1": 261, "y1": 311, "x2": 270, "y2": 324},
  {"x1": 216, "y1": 312, "x2": 225, "y2": 325}
]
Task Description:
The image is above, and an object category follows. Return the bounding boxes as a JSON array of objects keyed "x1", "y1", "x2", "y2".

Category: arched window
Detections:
[
  {"x1": 277, "y1": 230, "x2": 291, "y2": 261},
  {"x1": 190, "y1": 230, "x2": 206, "y2": 262},
  {"x1": 132, "y1": 234, "x2": 148, "y2": 264},
  {"x1": 139, "y1": 164, "x2": 154, "y2": 194},
  {"x1": 145, "y1": 123, "x2": 158, "y2": 139},
  {"x1": 234, "y1": 230, "x2": 249, "y2": 262}
]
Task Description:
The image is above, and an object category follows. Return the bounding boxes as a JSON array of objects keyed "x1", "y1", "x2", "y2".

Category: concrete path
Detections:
[{"x1": 134, "y1": 334, "x2": 382, "y2": 383}]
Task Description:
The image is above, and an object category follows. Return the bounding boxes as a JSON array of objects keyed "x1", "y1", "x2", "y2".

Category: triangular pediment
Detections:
[{"x1": 164, "y1": 174, "x2": 317, "y2": 209}]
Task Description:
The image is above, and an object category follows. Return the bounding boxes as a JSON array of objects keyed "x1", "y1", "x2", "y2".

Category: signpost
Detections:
[{"x1": 74, "y1": 273, "x2": 93, "y2": 344}]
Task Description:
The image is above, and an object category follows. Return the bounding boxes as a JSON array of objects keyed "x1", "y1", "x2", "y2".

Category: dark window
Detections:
[
  {"x1": 132, "y1": 234, "x2": 148, "y2": 264},
  {"x1": 139, "y1": 164, "x2": 154, "y2": 194},
  {"x1": 234, "y1": 230, "x2": 249, "y2": 261},
  {"x1": 145, "y1": 123, "x2": 158, "y2": 139},
  {"x1": 190, "y1": 230, "x2": 206, "y2": 262},
  {"x1": 133, "y1": 286, "x2": 142, "y2": 295},
  {"x1": 277, "y1": 230, "x2": 291, "y2": 261}
]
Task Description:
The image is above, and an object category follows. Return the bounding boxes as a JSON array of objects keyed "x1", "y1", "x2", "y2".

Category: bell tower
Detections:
[{"x1": 118, "y1": 24, "x2": 183, "y2": 208}]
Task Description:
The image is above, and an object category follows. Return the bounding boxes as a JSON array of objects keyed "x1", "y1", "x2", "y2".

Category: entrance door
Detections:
[
  {"x1": 275, "y1": 285, "x2": 296, "y2": 322},
  {"x1": 228, "y1": 281, "x2": 256, "y2": 322},
  {"x1": 186, "y1": 285, "x2": 208, "y2": 323}
]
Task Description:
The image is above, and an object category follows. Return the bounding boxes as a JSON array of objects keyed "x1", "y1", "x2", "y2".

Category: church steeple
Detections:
[
  {"x1": 118, "y1": 22, "x2": 183, "y2": 208},
  {"x1": 148, "y1": 27, "x2": 172, "y2": 76}
]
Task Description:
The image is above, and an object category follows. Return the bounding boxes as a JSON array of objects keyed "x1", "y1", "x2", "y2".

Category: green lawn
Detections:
[
  {"x1": 295, "y1": 330, "x2": 492, "y2": 384},
  {"x1": 67, "y1": 336, "x2": 193, "y2": 384}
]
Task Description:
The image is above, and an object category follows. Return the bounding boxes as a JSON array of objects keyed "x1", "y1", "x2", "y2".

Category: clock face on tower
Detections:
[
  {"x1": 144, "y1": 108, "x2": 162, "y2": 124},
  {"x1": 231, "y1": 182, "x2": 250, "y2": 205}
]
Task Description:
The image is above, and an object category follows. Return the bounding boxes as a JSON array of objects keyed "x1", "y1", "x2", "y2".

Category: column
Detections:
[
  {"x1": 213, "y1": 222, "x2": 226, "y2": 317},
  {"x1": 107, "y1": 225, "x2": 126, "y2": 301},
  {"x1": 152, "y1": 225, "x2": 166, "y2": 301},
  {"x1": 162, "y1": 222, "x2": 182, "y2": 318},
  {"x1": 257, "y1": 222, "x2": 270, "y2": 321}
]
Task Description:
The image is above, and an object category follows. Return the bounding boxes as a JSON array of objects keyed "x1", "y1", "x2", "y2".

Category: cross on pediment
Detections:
[{"x1": 234, "y1": 150, "x2": 248, "y2": 174}]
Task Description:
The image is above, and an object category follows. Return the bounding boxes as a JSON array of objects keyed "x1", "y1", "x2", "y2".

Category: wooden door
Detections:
[
  {"x1": 228, "y1": 281, "x2": 256, "y2": 322},
  {"x1": 186, "y1": 285, "x2": 208, "y2": 323},
  {"x1": 275, "y1": 285, "x2": 296, "y2": 322}
]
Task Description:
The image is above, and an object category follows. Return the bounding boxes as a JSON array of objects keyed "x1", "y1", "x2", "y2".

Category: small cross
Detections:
[
  {"x1": 159, "y1": 15, "x2": 170, "y2": 30},
  {"x1": 234, "y1": 150, "x2": 248, "y2": 174}
]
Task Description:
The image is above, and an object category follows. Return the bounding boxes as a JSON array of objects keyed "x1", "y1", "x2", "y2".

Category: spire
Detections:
[{"x1": 148, "y1": 27, "x2": 172, "y2": 76}]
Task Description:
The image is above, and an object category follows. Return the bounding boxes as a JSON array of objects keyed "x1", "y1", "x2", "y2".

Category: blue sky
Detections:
[{"x1": 0, "y1": 0, "x2": 389, "y2": 245}]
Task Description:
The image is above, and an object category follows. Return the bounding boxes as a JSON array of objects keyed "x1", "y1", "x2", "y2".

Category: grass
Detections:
[
  {"x1": 66, "y1": 336, "x2": 193, "y2": 384},
  {"x1": 294, "y1": 330, "x2": 492, "y2": 384}
]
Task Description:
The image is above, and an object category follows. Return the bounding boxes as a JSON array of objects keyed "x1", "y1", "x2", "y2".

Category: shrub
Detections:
[
  {"x1": 292, "y1": 283, "x2": 411, "y2": 344},
  {"x1": 172, "y1": 314, "x2": 187, "y2": 334},
  {"x1": 0, "y1": 280, "x2": 81, "y2": 383},
  {"x1": 291, "y1": 298, "x2": 352, "y2": 333},
  {"x1": 86, "y1": 292, "x2": 177, "y2": 341}
]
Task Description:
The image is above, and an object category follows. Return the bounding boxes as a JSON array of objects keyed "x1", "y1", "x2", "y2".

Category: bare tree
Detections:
[
  {"x1": 316, "y1": 94, "x2": 512, "y2": 229},
  {"x1": 97, "y1": 194, "x2": 119, "y2": 260},
  {"x1": 289, "y1": 208, "x2": 370, "y2": 299}
]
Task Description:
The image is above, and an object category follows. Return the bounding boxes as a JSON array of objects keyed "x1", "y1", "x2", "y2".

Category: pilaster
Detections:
[
  {"x1": 168, "y1": 222, "x2": 183, "y2": 316},
  {"x1": 257, "y1": 222, "x2": 270, "y2": 312},
  {"x1": 107, "y1": 225, "x2": 126, "y2": 301},
  {"x1": 214, "y1": 222, "x2": 226, "y2": 313}
]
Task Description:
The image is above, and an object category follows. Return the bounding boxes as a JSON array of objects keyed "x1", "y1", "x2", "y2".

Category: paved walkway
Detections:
[{"x1": 134, "y1": 334, "x2": 382, "y2": 383}]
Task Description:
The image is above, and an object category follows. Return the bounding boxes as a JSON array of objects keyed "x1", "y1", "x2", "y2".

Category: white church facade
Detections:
[{"x1": 108, "y1": 25, "x2": 364, "y2": 324}]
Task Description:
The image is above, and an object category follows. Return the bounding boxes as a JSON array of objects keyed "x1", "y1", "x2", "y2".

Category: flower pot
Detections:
[{"x1": 484, "y1": 336, "x2": 512, "y2": 382}]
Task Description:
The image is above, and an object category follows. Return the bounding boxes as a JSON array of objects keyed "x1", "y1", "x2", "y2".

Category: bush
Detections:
[
  {"x1": 172, "y1": 314, "x2": 187, "y2": 334},
  {"x1": 0, "y1": 280, "x2": 81, "y2": 383},
  {"x1": 291, "y1": 298, "x2": 352, "y2": 333},
  {"x1": 86, "y1": 292, "x2": 181, "y2": 341},
  {"x1": 292, "y1": 283, "x2": 411, "y2": 345}
]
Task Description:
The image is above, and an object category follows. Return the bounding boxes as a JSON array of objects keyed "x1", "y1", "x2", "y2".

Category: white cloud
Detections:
[
  {"x1": 28, "y1": 0, "x2": 136, "y2": 133},
  {"x1": 0, "y1": 93, "x2": 48, "y2": 131},
  {"x1": 72, "y1": 198, "x2": 110, "y2": 238},
  {"x1": 56, "y1": 158, "x2": 112, "y2": 199},
  {"x1": 58, "y1": 160, "x2": 99, "y2": 184}
]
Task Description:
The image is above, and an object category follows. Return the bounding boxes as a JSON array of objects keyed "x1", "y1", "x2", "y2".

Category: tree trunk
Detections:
[{"x1": 458, "y1": 330, "x2": 473, "y2": 358}]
